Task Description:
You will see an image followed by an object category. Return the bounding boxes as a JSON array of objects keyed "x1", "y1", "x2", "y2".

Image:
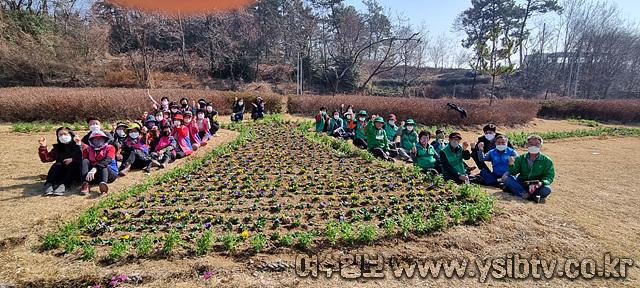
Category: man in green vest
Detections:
[
  {"x1": 385, "y1": 114, "x2": 400, "y2": 143},
  {"x1": 439, "y1": 132, "x2": 472, "y2": 184},
  {"x1": 366, "y1": 116, "x2": 397, "y2": 161},
  {"x1": 504, "y1": 134, "x2": 555, "y2": 203},
  {"x1": 353, "y1": 110, "x2": 369, "y2": 149}
]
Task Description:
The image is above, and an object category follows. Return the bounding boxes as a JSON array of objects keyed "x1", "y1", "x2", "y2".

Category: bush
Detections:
[
  {"x1": 288, "y1": 95, "x2": 539, "y2": 126},
  {"x1": 0, "y1": 87, "x2": 288, "y2": 122},
  {"x1": 538, "y1": 99, "x2": 640, "y2": 123}
]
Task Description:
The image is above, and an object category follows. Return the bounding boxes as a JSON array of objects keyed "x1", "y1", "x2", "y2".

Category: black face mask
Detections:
[
  {"x1": 181, "y1": 103, "x2": 188, "y2": 107},
  {"x1": 162, "y1": 131, "x2": 171, "y2": 136}
]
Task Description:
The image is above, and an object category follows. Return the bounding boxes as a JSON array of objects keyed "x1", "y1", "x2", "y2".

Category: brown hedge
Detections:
[
  {"x1": 538, "y1": 99, "x2": 640, "y2": 123},
  {"x1": 0, "y1": 87, "x2": 287, "y2": 122}
]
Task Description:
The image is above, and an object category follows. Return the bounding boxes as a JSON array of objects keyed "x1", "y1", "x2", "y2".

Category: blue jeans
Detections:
[
  {"x1": 232, "y1": 113, "x2": 243, "y2": 122},
  {"x1": 479, "y1": 169, "x2": 502, "y2": 187},
  {"x1": 503, "y1": 175, "x2": 552, "y2": 199}
]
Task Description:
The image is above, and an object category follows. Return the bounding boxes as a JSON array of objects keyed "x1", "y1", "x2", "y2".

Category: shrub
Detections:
[
  {"x1": 288, "y1": 95, "x2": 539, "y2": 126},
  {"x1": 0, "y1": 87, "x2": 288, "y2": 122},
  {"x1": 538, "y1": 99, "x2": 640, "y2": 123}
]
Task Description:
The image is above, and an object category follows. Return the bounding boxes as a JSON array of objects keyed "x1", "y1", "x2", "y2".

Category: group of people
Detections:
[
  {"x1": 37, "y1": 94, "x2": 234, "y2": 196},
  {"x1": 315, "y1": 105, "x2": 555, "y2": 203}
]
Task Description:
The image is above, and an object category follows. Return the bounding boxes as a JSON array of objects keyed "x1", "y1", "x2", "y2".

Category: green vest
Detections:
[
  {"x1": 415, "y1": 143, "x2": 437, "y2": 169},
  {"x1": 385, "y1": 123, "x2": 399, "y2": 142},
  {"x1": 328, "y1": 118, "x2": 344, "y2": 133},
  {"x1": 442, "y1": 143, "x2": 466, "y2": 175},
  {"x1": 315, "y1": 112, "x2": 328, "y2": 132},
  {"x1": 366, "y1": 122, "x2": 388, "y2": 150},
  {"x1": 355, "y1": 120, "x2": 367, "y2": 140},
  {"x1": 400, "y1": 129, "x2": 418, "y2": 151}
]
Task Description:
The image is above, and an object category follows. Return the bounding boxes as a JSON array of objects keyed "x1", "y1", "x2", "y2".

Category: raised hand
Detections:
[
  {"x1": 508, "y1": 156, "x2": 516, "y2": 166},
  {"x1": 74, "y1": 135, "x2": 82, "y2": 146},
  {"x1": 477, "y1": 142, "x2": 485, "y2": 150},
  {"x1": 38, "y1": 136, "x2": 46, "y2": 147},
  {"x1": 462, "y1": 141, "x2": 470, "y2": 150}
]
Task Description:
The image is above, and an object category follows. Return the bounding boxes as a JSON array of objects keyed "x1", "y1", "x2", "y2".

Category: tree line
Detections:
[{"x1": 1, "y1": 0, "x2": 638, "y2": 99}]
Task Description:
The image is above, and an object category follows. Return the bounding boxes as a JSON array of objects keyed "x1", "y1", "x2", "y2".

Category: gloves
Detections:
[{"x1": 86, "y1": 168, "x2": 97, "y2": 182}]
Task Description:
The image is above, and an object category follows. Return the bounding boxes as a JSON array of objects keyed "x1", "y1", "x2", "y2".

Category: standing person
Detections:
[
  {"x1": 414, "y1": 131, "x2": 441, "y2": 174},
  {"x1": 146, "y1": 89, "x2": 169, "y2": 112},
  {"x1": 471, "y1": 124, "x2": 514, "y2": 171},
  {"x1": 439, "y1": 132, "x2": 472, "y2": 184},
  {"x1": 80, "y1": 131, "x2": 118, "y2": 195},
  {"x1": 397, "y1": 119, "x2": 418, "y2": 163},
  {"x1": 366, "y1": 116, "x2": 397, "y2": 161},
  {"x1": 119, "y1": 123, "x2": 156, "y2": 175},
  {"x1": 504, "y1": 135, "x2": 555, "y2": 203},
  {"x1": 476, "y1": 135, "x2": 518, "y2": 187},
  {"x1": 231, "y1": 97, "x2": 245, "y2": 122},
  {"x1": 353, "y1": 110, "x2": 369, "y2": 149},
  {"x1": 150, "y1": 125, "x2": 177, "y2": 169},
  {"x1": 38, "y1": 127, "x2": 82, "y2": 196},
  {"x1": 327, "y1": 110, "x2": 345, "y2": 138},
  {"x1": 81, "y1": 117, "x2": 113, "y2": 145},
  {"x1": 171, "y1": 114, "x2": 194, "y2": 159},
  {"x1": 315, "y1": 107, "x2": 329, "y2": 133},
  {"x1": 431, "y1": 129, "x2": 448, "y2": 152},
  {"x1": 251, "y1": 96, "x2": 266, "y2": 120},
  {"x1": 205, "y1": 103, "x2": 220, "y2": 136}
]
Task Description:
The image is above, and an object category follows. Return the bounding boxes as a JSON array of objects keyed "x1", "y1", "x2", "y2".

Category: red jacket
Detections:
[{"x1": 172, "y1": 126, "x2": 193, "y2": 156}]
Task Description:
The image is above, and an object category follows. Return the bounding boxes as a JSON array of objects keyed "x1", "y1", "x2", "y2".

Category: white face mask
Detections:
[
  {"x1": 171, "y1": 108, "x2": 178, "y2": 113},
  {"x1": 173, "y1": 121, "x2": 181, "y2": 127},
  {"x1": 116, "y1": 129, "x2": 125, "y2": 137},
  {"x1": 184, "y1": 117, "x2": 192, "y2": 123},
  {"x1": 485, "y1": 133, "x2": 496, "y2": 141},
  {"x1": 156, "y1": 116, "x2": 163, "y2": 122},
  {"x1": 89, "y1": 124, "x2": 100, "y2": 132},
  {"x1": 359, "y1": 117, "x2": 366, "y2": 122},
  {"x1": 58, "y1": 135, "x2": 72, "y2": 144},
  {"x1": 206, "y1": 107, "x2": 213, "y2": 112},
  {"x1": 197, "y1": 114, "x2": 205, "y2": 120},
  {"x1": 347, "y1": 109, "x2": 353, "y2": 113},
  {"x1": 389, "y1": 120, "x2": 396, "y2": 126},
  {"x1": 334, "y1": 115, "x2": 340, "y2": 120},
  {"x1": 162, "y1": 100, "x2": 169, "y2": 106},
  {"x1": 407, "y1": 126, "x2": 414, "y2": 131},
  {"x1": 528, "y1": 146, "x2": 541, "y2": 154},
  {"x1": 496, "y1": 144, "x2": 508, "y2": 151},
  {"x1": 238, "y1": 101, "x2": 243, "y2": 105},
  {"x1": 449, "y1": 141, "x2": 459, "y2": 147},
  {"x1": 129, "y1": 132, "x2": 140, "y2": 139}
]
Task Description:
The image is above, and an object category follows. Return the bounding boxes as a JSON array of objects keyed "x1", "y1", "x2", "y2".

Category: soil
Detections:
[{"x1": 0, "y1": 118, "x2": 638, "y2": 287}]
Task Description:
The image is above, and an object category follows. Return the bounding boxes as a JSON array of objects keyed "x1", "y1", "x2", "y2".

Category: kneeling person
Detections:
[{"x1": 414, "y1": 131, "x2": 441, "y2": 174}]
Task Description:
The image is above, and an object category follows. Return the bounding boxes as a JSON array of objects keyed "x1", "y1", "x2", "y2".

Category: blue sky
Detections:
[{"x1": 344, "y1": 0, "x2": 640, "y2": 41}]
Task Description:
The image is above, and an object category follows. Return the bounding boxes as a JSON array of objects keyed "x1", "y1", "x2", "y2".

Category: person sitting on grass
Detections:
[
  {"x1": 397, "y1": 119, "x2": 418, "y2": 163},
  {"x1": 81, "y1": 131, "x2": 118, "y2": 195},
  {"x1": 150, "y1": 125, "x2": 176, "y2": 169},
  {"x1": 439, "y1": 132, "x2": 472, "y2": 184},
  {"x1": 251, "y1": 96, "x2": 266, "y2": 121},
  {"x1": 195, "y1": 109, "x2": 212, "y2": 143},
  {"x1": 431, "y1": 129, "x2": 448, "y2": 152},
  {"x1": 366, "y1": 116, "x2": 397, "y2": 161},
  {"x1": 154, "y1": 110, "x2": 169, "y2": 130},
  {"x1": 341, "y1": 110, "x2": 356, "y2": 139},
  {"x1": 112, "y1": 122, "x2": 128, "y2": 151},
  {"x1": 171, "y1": 114, "x2": 194, "y2": 159},
  {"x1": 205, "y1": 103, "x2": 220, "y2": 137},
  {"x1": 119, "y1": 122, "x2": 158, "y2": 175},
  {"x1": 353, "y1": 110, "x2": 369, "y2": 149},
  {"x1": 471, "y1": 124, "x2": 514, "y2": 172},
  {"x1": 231, "y1": 97, "x2": 245, "y2": 122},
  {"x1": 184, "y1": 110, "x2": 205, "y2": 149},
  {"x1": 504, "y1": 134, "x2": 555, "y2": 203},
  {"x1": 146, "y1": 89, "x2": 169, "y2": 112},
  {"x1": 327, "y1": 110, "x2": 345, "y2": 138},
  {"x1": 169, "y1": 102, "x2": 181, "y2": 117},
  {"x1": 385, "y1": 114, "x2": 400, "y2": 144},
  {"x1": 38, "y1": 127, "x2": 82, "y2": 196},
  {"x1": 81, "y1": 117, "x2": 113, "y2": 145},
  {"x1": 179, "y1": 97, "x2": 193, "y2": 114},
  {"x1": 315, "y1": 107, "x2": 329, "y2": 133},
  {"x1": 476, "y1": 135, "x2": 518, "y2": 187},
  {"x1": 414, "y1": 131, "x2": 441, "y2": 174}
]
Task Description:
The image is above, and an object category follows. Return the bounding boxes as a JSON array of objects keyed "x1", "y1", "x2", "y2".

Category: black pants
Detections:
[
  {"x1": 81, "y1": 159, "x2": 117, "y2": 184},
  {"x1": 46, "y1": 162, "x2": 80, "y2": 186},
  {"x1": 471, "y1": 147, "x2": 489, "y2": 171},
  {"x1": 371, "y1": 148, "x2": 397, "y2": 160},
  {"x1": 353, "y1": 138, "x2": 367, "y2": 149},
  {"x1": 121, "y1": 149, "x2": 151, "y2": 169},
  {"x1": 151, "y1": 150, "x2": 174, "y2": 163}
]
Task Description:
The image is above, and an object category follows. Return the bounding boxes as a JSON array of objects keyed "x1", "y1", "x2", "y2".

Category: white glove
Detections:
[{"x1": 86, "y1": 168, "x2": 97, "y2": 182}]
